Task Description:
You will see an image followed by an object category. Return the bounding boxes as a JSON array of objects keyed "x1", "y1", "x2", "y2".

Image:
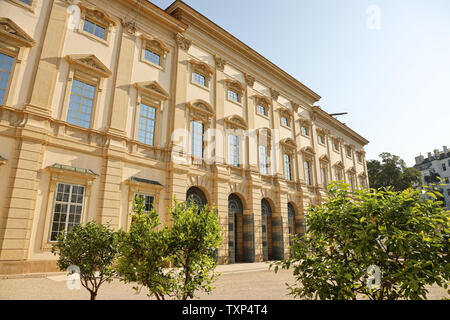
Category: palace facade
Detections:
[{"x1": 0, "y1": 0, "x2": 369, "y2": 274}]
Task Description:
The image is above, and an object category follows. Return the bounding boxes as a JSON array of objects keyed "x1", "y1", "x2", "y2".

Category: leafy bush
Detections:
[
  {"x1": 51, "y1": 222, "x2": 118, "y2": 300},
  {"x1": 272, "y1": 182, "x2": 450, "y2": 300}
]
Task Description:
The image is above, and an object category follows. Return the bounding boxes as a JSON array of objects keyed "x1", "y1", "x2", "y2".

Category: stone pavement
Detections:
[{"x1": 0, "y1": 262, "x2": 448, "y2": 300}]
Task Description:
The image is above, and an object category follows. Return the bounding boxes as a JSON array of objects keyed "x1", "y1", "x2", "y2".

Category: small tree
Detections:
[
  {"x1": 272, "y1": 182, "x2": 450, "y2": 300},
  {"x1": 167, "y1": 200, "x2": 223, "y2": 300},
  {"x1": 51, "y1": 222, "x2": 117, "y2": 300},
  {"x1": 115, "y1": 194, "x2": 173, "y2": 300}
]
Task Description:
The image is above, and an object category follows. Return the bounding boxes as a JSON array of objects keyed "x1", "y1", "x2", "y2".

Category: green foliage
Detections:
[
  {"x1": 367, "y1": 152, "x2": 422, "y2": 191},
  {"x1": 115, "y1": 194, "x2": 172, "y2": 300},
  {"x1": 272, "y1": 182, "x2": 450, "y2": 300},
  {"x1": 167, "y1": 200, "x2": 223, "y2": 300},
  {"x1": 115, "y1": 195, "x2": 222, "y2": 300},
  {"x1": 51, "y1": 222, "x2": 118, "y2": 300}
]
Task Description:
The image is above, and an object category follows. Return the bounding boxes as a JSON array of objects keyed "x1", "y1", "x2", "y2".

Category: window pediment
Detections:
[
  {"x1": 140, "y1": 34, "x2": 170, "y2": 57},
  {"x1": 298, "y1": 117, "x2": 312, "y2": 127},
  {"x1": 301, "y1": 146, "x2": 315, "y2": 158},
  {"x1": 0, "y1": 17, "x2": 35, "y2": 47},
  {"x1": 78, "y1": 3, "x2": 117, "y2": 27},
  {"x1": 225, "y1": 115, "x2": 248, "y2": 130},
  {"x1": 253, "y1": 94, "x2": 272, "y2": 107},
  {"x1": 187, "y1": 99, "x2": 215, "y2": 121},
  {"x1": 66, "y1": 54, "x2": 112, "y2": 78},
  {"x1": 189, "y1": 60, "x2": 214, "y2": 78},
  {"x1": 347, "y1": 167, "x2": 356, "y2": 174},
  {"x1": 280, "y1": 138, "x2": 296, "y2": 150},
  {"x1": 225, "y1": 79, "x2": 245, "y2": 93},
  {"x1": 333, "y1": 161, "x2": 345, "y2": 169},
  {"x1": 134, "y1": 81, "x2": 169, "y2": 101},
  {"x1": 319, "y1": 154, "x2": 330, "y2": 163}
]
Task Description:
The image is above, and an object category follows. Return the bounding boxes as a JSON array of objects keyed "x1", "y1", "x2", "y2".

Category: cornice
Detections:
[{"x1": 312, "y1": 106, "x2": 369, "y2": 146}]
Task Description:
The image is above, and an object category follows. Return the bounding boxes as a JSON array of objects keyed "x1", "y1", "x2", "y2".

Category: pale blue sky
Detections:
[{"x1": 151, "y1": 0, "x2": 450, "y2": 166}]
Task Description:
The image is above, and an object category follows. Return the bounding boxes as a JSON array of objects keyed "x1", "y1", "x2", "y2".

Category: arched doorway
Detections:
[
  {"x1": 261, "y1": 198, "x2": 273, "y2": 261},
  {"x1": 186, "y1": 186, "x2": 207, "y2": 210},
  {"x1": 228, "y1": 194, "x2": 244, "y2": 264}
]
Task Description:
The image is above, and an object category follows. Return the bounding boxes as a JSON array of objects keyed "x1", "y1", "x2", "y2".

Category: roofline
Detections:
[
  {"x1": 165, "y1": 0, "x2": 322, "y2": 104},
  {"x1": 312, "y1": 106, "x2": 370, "y2": 146},
  {"x1": 117, "y1": 0, "x2": 187, "y2": 33}
]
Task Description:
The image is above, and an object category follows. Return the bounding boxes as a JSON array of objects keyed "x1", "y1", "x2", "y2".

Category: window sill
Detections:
[
  {"x1": 191, "y1": 79, "x2": 210, "y2": 92},
  {"x1": 7, "y1": 0, "x2": 35, "y2": 13},
  {"x1": 256, "y1": 112, "x2": 270, "y2": 120},
  {"x1": 77, "y1": 29, "x2": 109, "y2": 47},
  {"x1": 226, "y1": 97, "x2": 243, "y2": 107},
  {"x1": 280, "y1": 124, "x2": 291, "y2": 130},
  {"x1": 141, "y1": 58, "x2": 165, "y2": 72}
]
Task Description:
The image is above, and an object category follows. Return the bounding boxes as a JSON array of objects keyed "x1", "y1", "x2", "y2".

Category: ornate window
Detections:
[
  {"x1": 6, "y1": 0, "x2": 37, "y2": 12},
  {"x1": 225, "y1": 115, "x2": 247, "y2": 169},
  {"x1": 62, "y1": 55, "x2": 111, "y2": 129},
  {"x1": 257, "y1": 128, "x2": 272, "y2": 175},
  {"x1": 0, "y1": 18, "x2": 35, "y2": 106},
  {"x1": 135, "y1": 193, "x2": 154, "y2": 213},
  {"x1": 356, "y1": 150, "x2": 365, "y2": 164},
  {"x1": 345, "y1": 144, "x2": 353, "y2": 159},
  {"x1": 186, "y1": 100, "x2": 215, "y2": 160},
  {"x1": 333, "y1": 161, "x2": 345, "y2": 182},
  {"x1": 299, "y1": 117, "x2": 312, "y2": 138},
  {"x1": 140, "y1": 35, "x2": 170, "y2": 69},
  {"x1": 186, "y1": 187, "x2": 208, "y2": 210},
  {"x1": 316, "y1": 128, "x2": 328, "y2": 146},
  {"x1": 278, "y1": 107, "x2": 293, "y2": 129},
  {"x1": 319, "y1": 155, "x2": 330, "y2": 189},
  {"x1": 254, "y1": 95, "x2": 271, "y2": 118},
  {"x1": 133, "y1": 81, "x2": 169, "y2": 147},
  {"x1": 331, "y1": 136, "x2": 342, "y2": 153},
  {"x1": 225, "y1": 79, "x2": 245, "y2": 105},
  {"x1": 189, "y1": 60, "x2": 214, "y2": 89},
  {"x1": 347, "y1": 167, "x2": 357, "y2": 191},
  {"x1": 358, "y1": 172, "x2": 368, "y2": 190},
  {"x1": 301, "y1": 147, "x2": 316, "y2": 186},
  {"x1": 78, "y1": 4, "x2": 116, "y2": 45},
  {"x1": 42, "y1": 164, "x2": 97, "y2": 248},
  {"x1": 229, "y1": 134, "x2": 240, "y2": 167},
  {"x1": 281, "y1": 138, "x2": 297, "y2": 181}
]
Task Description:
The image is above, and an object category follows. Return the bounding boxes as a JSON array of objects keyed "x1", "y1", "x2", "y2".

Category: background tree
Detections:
[
  {"x1": 51, "y1": 222, "x2": 118, "y2": 300},
  {"x1": 272, "y1": 182, "x2": 450, "y2": 300},
  {"x1": 367, "y1": 152, "x2": 422, "y2": 191}
]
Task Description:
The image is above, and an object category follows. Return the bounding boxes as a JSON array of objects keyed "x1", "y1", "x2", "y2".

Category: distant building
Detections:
[{"x1": 414, "y1": 146, "x2": 450, "y2": 210}]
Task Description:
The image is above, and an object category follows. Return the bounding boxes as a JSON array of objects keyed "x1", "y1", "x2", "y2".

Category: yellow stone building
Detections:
[{"x1": 0, "y1": 0, "x2": 369, "y2": 274}]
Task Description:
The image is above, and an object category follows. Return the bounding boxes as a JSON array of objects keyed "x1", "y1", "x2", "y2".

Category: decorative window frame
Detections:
[
  {"x1": 254, "y1": 94, "x2": 271, "y2": 119},
  {"x1": 0, "y1": 18, "x2": 35, "y2": 107},
  {"x1": 298, "y1": 117, "x2": 312, "y2": 138},
  {"x1": 140, "y1": 34, "x2": 170, "y2": 70},
  {"x1": 316, "y1": 127, "x2": 329, "y2": 146},
  {"x1": 358, "y1": 172, "x2": 368, "y2": 189},
  {"x1": 186, "y1": 99, "x2": 215, "y2": 161},
  {"x1": 280, "y1": 138, "x2": 297, "y2": 181},
  {"x1": 356, "y1": 150, "x2": 365, "y2": 164},
  {"x1": 61, "y1": 54, "x2": 111, "y2": 129},
  {"x1": 125, "y1": 177, "x2": 164, "y2": 231},
  {"x1": 347, "y1": 167, "x2": 357, "y2": 191},
  {"x1": 333, "y1": 161, "x2": 345, "y2": 182},
  {"x1": 301, "y1": 146, "x2": 315, "y2": 186},
  {"x1": 344, "y1": 143, "x2": 354, "y2": 159},
  {"x1": 278, "y1": 107, "x2": 293, "y2": 129},
  {"x1": 331, "y1": 136, "x2": 343, "y2": 154},
  {"x1": 225, "y1": 79, "x2": 245, "y2": 106},
  {"x1": 77, "y1": 3, "x2": 117, "y2": 46},
  {"x1": 257, "y1": 127, "x2": 272, "y2": 175},
  {"x1": 224, "y1": 115, "x2": 248, "y2": 168},
  {"x1": 41, "y1": 164, "x2": 98, "y2": 251},
  {"x1": 133, "y1": 81, "x2": 169, "y2": 147},
  {"x1": 189, "y1": 59, "x2": 214, "y2": 91},
  {"x1": 319, "y1": 154, "x2": 330, "y2": 189},
  {"x1": 6, "y1": 0, "x2": 38, "y2": 13}
]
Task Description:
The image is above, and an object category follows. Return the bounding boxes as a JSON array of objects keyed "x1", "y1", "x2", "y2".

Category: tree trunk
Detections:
[{"x1": 90, "y1": 291, "x2": 97, "y2": 300}]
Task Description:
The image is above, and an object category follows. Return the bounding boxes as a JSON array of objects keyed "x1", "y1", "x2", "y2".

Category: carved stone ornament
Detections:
[
  {"x1": 175, "y1": 33, "x2": 192, "y2": 51},
  {"x1": 121, "y1": 19, "x2": 137, "y2": 35},
  {"x1": 214, "y1": 56, "x2": 227, "y2": 71},
  {"x1": 270, "y1": 88, "x2": 280, "y2": 101},
  {"x1": 245, "y1": 74, "x2": 255, "y2": 87}
]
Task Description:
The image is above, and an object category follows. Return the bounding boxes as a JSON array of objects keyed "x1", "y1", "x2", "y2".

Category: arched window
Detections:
[{"x1": 186, "y1": 187, "x2": 207, "y2": 210}]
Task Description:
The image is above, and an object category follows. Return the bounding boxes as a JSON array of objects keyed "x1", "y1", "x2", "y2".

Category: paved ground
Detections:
[{"x1": 0, "y1": 262, "x2": 448, "y2": 300}]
